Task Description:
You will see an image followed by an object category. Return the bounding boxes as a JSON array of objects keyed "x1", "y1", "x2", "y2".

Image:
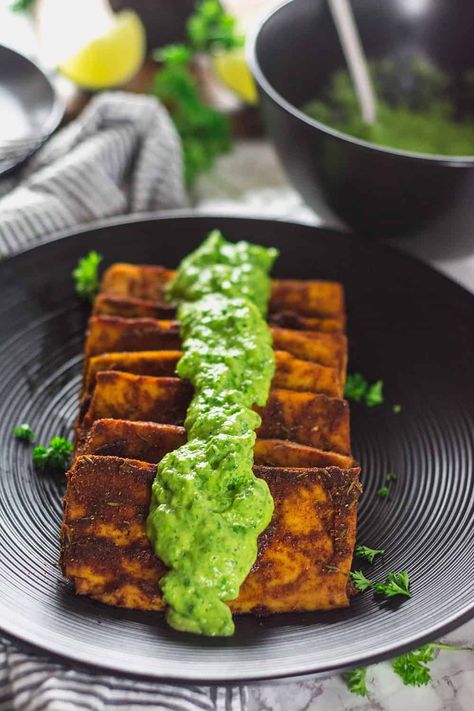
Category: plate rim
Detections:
[{"x1": 1, "y1": 211, "x2": 474, "y2": 683}]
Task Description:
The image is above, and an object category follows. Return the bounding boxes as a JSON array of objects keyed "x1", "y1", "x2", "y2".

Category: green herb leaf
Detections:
[
  {"x1": 344, "y1": 373, "x2": 384, "y2": 406},
  {"x1": 344, "y1": 373, "x2": 367, "y2": 401},
  {"x1": 10, "y1": 0, "x2": 35, "y2": 12},
  {"x1": 366, "y1": 379, "x2": 384, "y2": 406},
  {"x1": 187, "y1": 0, "x2": 243, "y2": 54},
  {"x1": 32, "y1": 436, "x2": 73, "y2": 472},
  {"x1": 377, "y1": 485, "x2": 390, "y2": 498},
  {"x1": 393, "y1": 403, "x2": 402, "y2": 413},
  {"x1": 13, "y1": 423, "x2": 35, "y2": 442},
  {"x1": 343, "y1": 667, "x2": 368, "y2": 696},
  {"x1": 386, "y1": 471, "x2": 398, "y2": 482},
  {"x1": 349, "y1": 570, "x2": 373, "y2": 592},
  {"x1": 391, "y1": 644, "x2": 435, "y2": 686},
  {"x1": 355, "y1": 545, "x2": 385, "y2": 564},
  {"x1": 373, "y1": 571, "x2": 411, "y2": 598},
  {"x1": 73, "y1": 251, "x2": 103, "y2": 301}
]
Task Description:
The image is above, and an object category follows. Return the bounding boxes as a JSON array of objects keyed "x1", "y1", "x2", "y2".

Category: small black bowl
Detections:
[{"x1": 248, "y1": 0, "x2": 474, "y2": 238}]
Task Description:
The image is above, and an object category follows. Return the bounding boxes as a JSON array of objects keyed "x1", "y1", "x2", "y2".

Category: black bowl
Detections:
[{"x1": 248, "y1": 0, "x2": 474, "y2": 238}]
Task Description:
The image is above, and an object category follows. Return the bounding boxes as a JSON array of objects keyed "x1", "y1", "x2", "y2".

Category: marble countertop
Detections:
[{"x1": 195, "y1": 140, "x2": 474, "y2": 711}]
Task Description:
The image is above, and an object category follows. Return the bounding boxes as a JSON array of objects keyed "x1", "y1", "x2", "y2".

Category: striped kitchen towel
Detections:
[
  {"x1": 0, "y1": 91, "x2": 187, "y2": 259},
  {"x1": 0, "y1": 92, "x2": 245, "y2": 711}
]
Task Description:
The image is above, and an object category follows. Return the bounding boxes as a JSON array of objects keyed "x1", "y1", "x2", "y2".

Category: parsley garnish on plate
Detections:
[
  {"x1": 355, "y1": 545, "x2": 385, "y2": 563},
  {"x1": 373, "y1": 571, "x2": 411, "y2": 598},
  {"x1": 378, "y1": 471, "x2": 398, "y2": 498},
  {"x1": 344, "y1": 373, "x2": 384, "y2": 406},
  {"x1": 32, "y1": 437, "x2": 73, "y2": 472},
  {"x1": 343, "y1": 667, "x2": 368, "y2": 696},
  {"x1": 73, "y1": 251, "x2": 103, "y2": 301},
  {"x1": 350, "y1": 570, "x2": 411, "y2": 598},
  {"x1": 349, "y1": 570, "x2": 373, "y2": 592},
  {"x1": 13, "y1": 423, "x2": 35, "y2": 442}
]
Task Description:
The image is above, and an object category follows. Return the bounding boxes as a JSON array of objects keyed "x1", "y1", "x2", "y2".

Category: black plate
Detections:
[
  {"x1": 0, "y1": 214, "x2": 473, "y2": 682},
  {"x1": 0, "y1": 45, "x2": 63, "y2": 175}
]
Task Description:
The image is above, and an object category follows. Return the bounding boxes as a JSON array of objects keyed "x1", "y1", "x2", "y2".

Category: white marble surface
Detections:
[{"x1": 195, "y1": 140, "x2": 474, "y2": 710}]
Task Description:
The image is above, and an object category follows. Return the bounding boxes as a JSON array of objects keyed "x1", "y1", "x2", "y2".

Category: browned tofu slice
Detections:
[
  {"x1": 78, "y1": 419, "x2": 187, "y2": 461},
  {"x1": 62, "y1": 456, "x2": 361, "y2": 614},
  {"x1": 84, "y1": 351, "x2": 181, "y2": 395},
  {"x1": 84, "y1": 316, "x2": 181, "y2": 359},
  {"x1": 80, "y1": 372, "x2": 350, "y2": 454},
  {"x1": 233, "y1": 465, "x2": 361, "y2": 613},
  {"x1": 272, "y1": 327, "x2": 347, "y2": 384},
  {"x1": 80, "y1": 372, "x2": 192, "y2": 434},
  {"x1": 93, "y1": 294, "x2": 175, "y2": 320},
  {"x1": 78, "y1": 418, "x2": 354, "y2": 469},
  {"x1": 101, "y1": 263, "x2": 173, "y2": 301},
  {"x1": 270, "y1": 278, "x2": 345, "y2": 318},
  {"x1": 256, "y1": 388, "x2": 350, "y2": 454},
  {"x1": 253, "y1": 439, "x2": 354, "y2": 469},
  {"x1": 84, "y1": 349, "x2": 342, "y2": 399}
]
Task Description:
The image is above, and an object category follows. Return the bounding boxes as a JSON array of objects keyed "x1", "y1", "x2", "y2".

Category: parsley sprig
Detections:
[
  {"x1": 344, "y1": 373, "x2": 384, "y2": 406},
  {"x1": 350, "y1": 570, "x2": 411, "y2": 598},
  {"x1": 187, "y1": 0, "x2": 243, "y2": 53},
  {"x1": 13, "y1": 423, "x2": 35, "y2": 443},
  {"x1": 32, "y1": 436, "x2": 73, "y2": 472},
  {"x1": 392, "y1": 643, "x2": 470, "y2": 687},
  {"x1": 73, "y1": 251, "x2": 103, "y2": 301},
  {"x1": 355, "y1": 545, "x2": 385, "y2": 563},
  {"x1": 377, "y1": 471, "x2": 398, "y2": 498},
  {"x1": 343, "y1": 667, "x2": 368, "y2": 696}
]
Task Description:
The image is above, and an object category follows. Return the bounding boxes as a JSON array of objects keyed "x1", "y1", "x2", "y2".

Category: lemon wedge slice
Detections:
[
  {"x1": 212, "y1": 48, "x2": 257, "y2": 105},
  {"x1": 59, "y1": 10, "x2": 146, "y2": 90}
]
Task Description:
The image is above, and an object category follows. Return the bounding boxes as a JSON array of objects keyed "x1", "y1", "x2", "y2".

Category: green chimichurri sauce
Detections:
[
  {"x1": 146, "y1": 230, "x2": 278, "y2": 636},
  {"x1": 304, "y1": 61, "x2": 474, "y2": 156}
]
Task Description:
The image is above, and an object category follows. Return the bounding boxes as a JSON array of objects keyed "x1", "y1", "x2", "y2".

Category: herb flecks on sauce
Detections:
[{"x1": 146, "y1": 230, "x2": 278, "y2": 636}]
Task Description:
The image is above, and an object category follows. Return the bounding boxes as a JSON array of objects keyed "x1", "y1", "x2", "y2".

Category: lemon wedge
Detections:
[
  {"x1": 59, "y1": 10, "x2": 146, "y2": 90},
  {"x1": 212, "y1": 48, "x2": 257, "y2": 105}
]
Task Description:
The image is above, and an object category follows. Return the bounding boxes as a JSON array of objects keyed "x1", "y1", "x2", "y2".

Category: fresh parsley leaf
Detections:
[
  {"x1": 355, "y1": 545, "x2": 385, "y2": 564},
  {"x1": 344, "y1": 373, "x2": 367, "y2": 402},
  {"x1": 373, "y1": 571, "x2": 411, "y2": 598},
  {"x1": 13, "y1": 423, "x2": 35, "y2": 443},
  {"x1": 393, "y1": 403, "x2": 402, "y2": 413},
  {"x1": 73, "y1": 251, "x2": 103, "y2": 301},
  {"x1": 377, "y1": 485, "x2": 390, "y2": 498},
  {"x1": 344, "y1": 373, "x2": 384, "y2": 406},
  {"x1": 187, "y1": 0, "x2": 243, "y2": 54},
  {"x1": 32, "y1": 437, "x2": 73, "y2": 472},
  {"x1": 386, "y1": 471, "x2": 398, "y2": 482},
  {"x1": 391, "y1": 644, "x2": 435, "y2": 686},
  {"x1": 366, "y1": 379, "x2": 384, "y2": 406},
  {"x1": 343, "y1": 667, "x2": 368, "y2": 696},
  {"x1": 349, "y1": 570, "x2": 373, "y2": 592}
]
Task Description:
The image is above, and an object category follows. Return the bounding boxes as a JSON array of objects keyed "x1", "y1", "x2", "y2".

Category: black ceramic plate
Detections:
[
  {"x1": 0, "y1": 214, "x2": 473, "y2": 682},
  {"x1": 0, "y1": 45, "x2": 63, "y2": 175}
]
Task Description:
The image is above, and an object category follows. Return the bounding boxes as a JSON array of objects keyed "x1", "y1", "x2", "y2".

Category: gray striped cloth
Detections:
[{"x1": 0, "y1": 92, "x2": 245, "y2": 711}]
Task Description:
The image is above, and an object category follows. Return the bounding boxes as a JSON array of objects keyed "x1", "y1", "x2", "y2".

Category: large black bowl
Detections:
[{"x1": 248, "y1": 0, "x2": 474, "y2": 238}]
